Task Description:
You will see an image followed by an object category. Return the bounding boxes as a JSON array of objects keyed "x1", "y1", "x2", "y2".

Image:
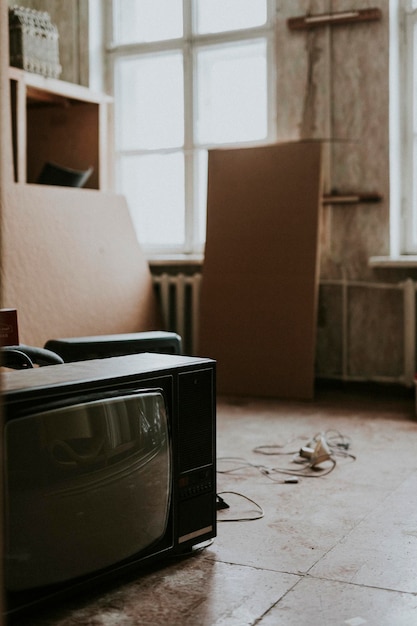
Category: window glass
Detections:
[
  {"x1": 119, "y1": 152, "x2": 185, "y2": 247},
  {"x1": 109, "y1": 1, "x2": 272, "y2": 254},
  {"x1": 196, "y1": 149, "x2": 209, "y2": 245},
  {"x1": 113, "y1": 0, "x2": 183, "y2": 44},
  {"x1": 401, "y1": 6, "x2": 417, "y2": 252},
  {"x1": 194, "y1": 0, "x2": 267, "y2": 34},
  {"x1": 413, "y1": 140, "x2": 417, "y2": 231},
  {"x1": 411, "y1": 19, "x2": 417, "y2": 246},
  {"x1": 116, "y1": 54, "x2": 184, "y2": 151},
  {"x1": 195, "y1": 41, "x2": 268, "y2": 145},
  {"x1": 414, "y1": 23, "x2": 417, "y2": 133}
]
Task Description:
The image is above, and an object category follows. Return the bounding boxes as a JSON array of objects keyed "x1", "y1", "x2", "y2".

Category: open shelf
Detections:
[{"x1": 9, "y1": 67, "x2": 112, "y2": 189}]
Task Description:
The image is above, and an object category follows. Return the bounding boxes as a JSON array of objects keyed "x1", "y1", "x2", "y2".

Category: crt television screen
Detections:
[{"x1": 5, "y1": 390, "x2": 171, "y2": 591}]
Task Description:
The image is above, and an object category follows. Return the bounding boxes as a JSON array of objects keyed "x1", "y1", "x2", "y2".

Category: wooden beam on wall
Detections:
[{"x1": 288, "y1": 8, "x2": 382, "y2": 31}]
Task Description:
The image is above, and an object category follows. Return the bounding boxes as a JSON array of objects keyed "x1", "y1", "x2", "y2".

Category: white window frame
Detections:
[
  {"x1": 104, "y1": 0, "x2": 277, "y2": 257},
  {"x1": 397, "y1": 0, "x2": 417, "y2": 254}
]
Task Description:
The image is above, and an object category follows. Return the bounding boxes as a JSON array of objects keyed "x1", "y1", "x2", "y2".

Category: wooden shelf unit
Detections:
[{"x1": 9, "y1": 66, "x2": 112, "y2": 190}]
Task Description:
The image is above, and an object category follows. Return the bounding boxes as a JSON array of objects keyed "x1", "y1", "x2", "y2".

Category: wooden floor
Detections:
[{"x1": 12, "y1": 384, "x2": 417, "y2": 626}]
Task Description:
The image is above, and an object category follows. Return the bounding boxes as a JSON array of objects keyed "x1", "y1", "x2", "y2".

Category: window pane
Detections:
[
  {"x1": 196, "y1": 150, "x2": 208, "y2": 245},
  {"x1": 414, "y1": 137, "x2": 417, "y2": 215},
  {"x1": 414, "y1": 22, "x2": 417, "y2": 133},
  {"x1": 116, "y1": 53, "x2": 184, "y2": 151},
  {"x1": 113, "y1": 0, "x2": 183, "y2": 44},
  {"x1": 119, "y1": 153, "x2": 185, "y2": 247},
  {"x1": 194, "y1": 0, "x2": 267, "y2": 34},
  {"x1": 195, "y1": 41, "x2": 268, "y2": 145}
]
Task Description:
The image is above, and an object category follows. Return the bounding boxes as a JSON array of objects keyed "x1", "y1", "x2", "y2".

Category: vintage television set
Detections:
[{"x1": 2, "y1": 352, "x2": 216, "y2": 616}]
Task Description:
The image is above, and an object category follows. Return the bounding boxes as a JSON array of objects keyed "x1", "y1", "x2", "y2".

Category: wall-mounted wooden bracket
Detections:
[
  {"x1": 288, "y1": 8, "x2": 382, "y2": 31},
  {"x1": 322, "y1": 192, "x2": 382, "y2": 205}
]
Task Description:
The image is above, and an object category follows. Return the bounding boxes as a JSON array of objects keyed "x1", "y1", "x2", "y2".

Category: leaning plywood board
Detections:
[
  {"x1": 198, "y1": 142, "x2": 323, "y2": 399},
  {"x1": 1, "y1": 185, "x2": 162, "y2": 347}
]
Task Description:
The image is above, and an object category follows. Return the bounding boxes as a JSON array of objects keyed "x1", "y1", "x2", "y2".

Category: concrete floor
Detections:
[{"x1": 12, "y1": 385, "x2": 417, "y2": 625}]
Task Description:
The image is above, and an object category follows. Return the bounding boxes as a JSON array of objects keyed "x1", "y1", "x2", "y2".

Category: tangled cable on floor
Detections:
[
  {"x1": 219, "y1": 429, "x2": 355, "y2": 478},
  {"x1": 216, "y1": 430, "x2": 356, "y2": 521}
]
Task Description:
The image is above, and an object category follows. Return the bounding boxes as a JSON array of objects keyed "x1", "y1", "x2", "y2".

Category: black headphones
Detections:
[{"x1": 1, "y1": 345, "x2": 64, "y2": 369}]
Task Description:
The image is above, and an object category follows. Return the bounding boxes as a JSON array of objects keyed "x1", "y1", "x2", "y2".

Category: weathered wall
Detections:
[{"x1": 277, "y1": 0, "x2": 415, "y2": 384}]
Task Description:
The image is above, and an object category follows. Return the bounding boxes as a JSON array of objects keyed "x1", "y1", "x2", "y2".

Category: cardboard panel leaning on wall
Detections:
[
  {"x1": 0, "y1": 186, "x2": 162, "y2": 348},
  {"x1": 199, "y1": 141, "x2": 323, "y2": 399}
]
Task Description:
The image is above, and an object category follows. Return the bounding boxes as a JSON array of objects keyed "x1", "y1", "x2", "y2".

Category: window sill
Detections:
[
  {"x1": 369, "y1": 255, "x2": 417, "y2": 268},
  {"x1": 148, "y1": 254, "x2": 203, "y2": 266},
  {"x1": 147, "y1": 254, "x2": 204, "y2": 274}
]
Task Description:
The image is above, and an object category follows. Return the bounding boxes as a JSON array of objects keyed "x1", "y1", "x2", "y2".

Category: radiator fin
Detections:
[{"x1": 153, "y1": 273, "x2": 202, "y2": 355}]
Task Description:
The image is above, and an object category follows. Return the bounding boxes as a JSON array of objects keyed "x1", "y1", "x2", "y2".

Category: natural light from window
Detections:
[
  {"x1": 195, "y1": 42, "x2": 268, "y2": 144},
  {"x1": 113, "y1": 0, "x2": 183, "y2": 44},
  {"x1": 110, "y1": 0, "x2": 273, "y2": 254}
]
